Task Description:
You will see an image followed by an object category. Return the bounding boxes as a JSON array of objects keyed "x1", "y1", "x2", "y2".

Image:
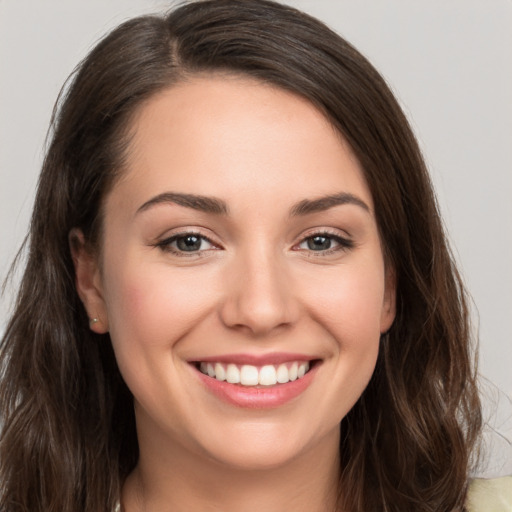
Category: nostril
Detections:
[{"x1": 218, "y1": 269, "x2": 298, "y2": 335}]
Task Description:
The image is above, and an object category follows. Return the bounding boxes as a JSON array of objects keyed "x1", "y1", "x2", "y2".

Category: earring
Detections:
[{"x1": 88, "y1": 316, "x2": 108, "y2": 334}]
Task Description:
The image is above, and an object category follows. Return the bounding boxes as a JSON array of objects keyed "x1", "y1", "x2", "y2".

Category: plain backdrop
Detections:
[{"x1": 1, "y1": 0, "x2": 511, "y2": 476}]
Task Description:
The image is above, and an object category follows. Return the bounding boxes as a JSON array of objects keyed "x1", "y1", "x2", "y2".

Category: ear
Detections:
[
  {"x1": 380, "y1": 265, "x2": 396, "y2": 333},
  {"x1": 69, "y1": 228, "x2": 109, "y2": 334}
]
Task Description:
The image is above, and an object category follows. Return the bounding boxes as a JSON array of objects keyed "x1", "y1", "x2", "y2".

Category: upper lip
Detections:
[{"x1": 189, "y1": 352, "x2": 317, "y2": 366}]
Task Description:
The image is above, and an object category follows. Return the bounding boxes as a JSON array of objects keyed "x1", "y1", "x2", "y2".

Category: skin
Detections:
[{"x1": 72, "y1": 76, "x2": 396, "y2": 511}]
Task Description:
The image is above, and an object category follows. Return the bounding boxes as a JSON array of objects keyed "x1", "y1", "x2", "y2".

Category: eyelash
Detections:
[
  {"x1": 155, "y1": 231, "x2": 218, "y2": 257},
  {"x1": 295, "y1": 230, "x2": 354, "y2": 257},
  {"x1": 154, "y1": 230, "x2": 354, "y2": 257}
]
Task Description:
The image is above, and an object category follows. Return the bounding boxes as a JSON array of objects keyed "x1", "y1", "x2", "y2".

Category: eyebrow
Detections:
[
  {"x1": 137, "y1": 192, "x2": 229, "y2": 215},
  {"x1": 136, "y1": 191, "x2": 370, "y2": 217},
  {"x1": 290, "y1": 192, "x2": 370, "y2": 216}
]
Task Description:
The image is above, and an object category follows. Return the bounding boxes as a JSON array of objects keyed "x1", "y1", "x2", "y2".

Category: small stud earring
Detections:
[{"x1": 89, "y1": 317, "x2": 100, "y2": 326}]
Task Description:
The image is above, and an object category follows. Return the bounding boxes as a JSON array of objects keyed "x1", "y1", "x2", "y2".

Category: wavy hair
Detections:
[{"x1": 0, "y1": 1, "x2": 481, "y2": 511}]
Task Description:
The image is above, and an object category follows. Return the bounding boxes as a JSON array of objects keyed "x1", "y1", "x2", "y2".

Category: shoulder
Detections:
[{"x1": 466, "y1": 476, "x2": 512, "y2": 512}]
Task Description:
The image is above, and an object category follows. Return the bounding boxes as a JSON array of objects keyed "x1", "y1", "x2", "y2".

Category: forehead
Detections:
[{"x1": 109, "y1": 75, "x2": 373, "y2": 216}]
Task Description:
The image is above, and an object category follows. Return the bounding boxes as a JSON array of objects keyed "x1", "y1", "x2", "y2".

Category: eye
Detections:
[
  {"x1": 156, "y1": 232, "x2": 216, "y2": 255},
  {"x1": 296, "y1": 232, "x2": 353, "y2": 254},
  {"x1": 301, "y1": 235, "x2": 334, "y2": 251}
]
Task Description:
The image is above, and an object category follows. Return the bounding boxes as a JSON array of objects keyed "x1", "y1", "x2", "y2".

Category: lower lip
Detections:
[{"x1": 193, "y1": 364, "x2": 318, "y2": 409}]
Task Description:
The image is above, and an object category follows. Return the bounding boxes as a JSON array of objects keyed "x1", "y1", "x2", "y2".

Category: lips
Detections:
[{"x1": 190, "y1": 354, "x2": 319, "y2": 408}]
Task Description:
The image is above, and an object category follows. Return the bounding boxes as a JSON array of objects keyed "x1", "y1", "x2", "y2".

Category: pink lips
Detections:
[
  {"x1": 190, "y1": 353, "x2": 319, "y2": 409},
  {"x1": 195, "y1": 352, "x2": 313, "y2": 366}
]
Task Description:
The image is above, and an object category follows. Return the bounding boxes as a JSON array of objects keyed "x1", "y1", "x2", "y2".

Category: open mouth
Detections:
[
  {"x1": 194, "y1": 360, "x2": 317, "y2": 387},
  {"x1": 190, "y1": 357, "x2": 320, "y2": 408}
]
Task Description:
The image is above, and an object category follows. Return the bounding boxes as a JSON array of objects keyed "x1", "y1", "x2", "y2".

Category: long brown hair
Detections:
[{"x1": 0, "y1": 1, "x2": 481, "y2": 511}]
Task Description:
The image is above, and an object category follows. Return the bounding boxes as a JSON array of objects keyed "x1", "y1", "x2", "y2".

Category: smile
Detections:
[
  {"x1": 198, "y1": 361, "x2": 311, "y2": 386},
  {"x1": 190, "y1": 355, "x2": 319, "y2": 408}
]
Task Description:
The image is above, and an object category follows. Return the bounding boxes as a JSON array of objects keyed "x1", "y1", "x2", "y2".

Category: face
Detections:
[{"x1": 74, "y1": 76, "x2": 395, "y2": 471}]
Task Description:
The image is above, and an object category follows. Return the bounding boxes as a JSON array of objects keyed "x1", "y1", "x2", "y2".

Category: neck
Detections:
[{"x1": 122, "y1": 427, "x2": 341, "y2": 512}]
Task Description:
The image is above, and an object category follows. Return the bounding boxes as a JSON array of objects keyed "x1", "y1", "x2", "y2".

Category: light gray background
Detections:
[{"x1": 1, "y1": 0, "x2": 511, "y2": 476}]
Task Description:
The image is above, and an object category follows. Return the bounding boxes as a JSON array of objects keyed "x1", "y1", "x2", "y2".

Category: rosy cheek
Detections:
[
  {"x1": 306, "y1": 269, "x2": 384, "y2": 343},
  {"x1": 121, "y1": 281, "x2": 147, "y2": 320},
  {"x1": 106, "y1": 260, "x2": 213, "y2": 349}
]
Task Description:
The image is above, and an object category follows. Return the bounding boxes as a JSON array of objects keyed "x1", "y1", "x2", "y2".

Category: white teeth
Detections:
[
  {"x1": 259, "y1": 365, "x2": 277, "y2": 386},
  {"x1": 276, "y1": 364, "x2": 289, "y2": 384},
  {"x1": 226, "y1": 364, "x2": 240, "y2": 384},
  {"x1": 289, "y1": 362, "x2": 298, "y2": 381},
  {"x1": 297, "y1": 362, "x2": 309, "y2": 378},
  {"x1": 214, "y1": 362, "x2": 226, "y2": 381},
  {"x1": 198, "y1": 361, "x2": 312, "y2": 386},
  {"x1": 240, "y1": 365, "x2": 259, "y2": 385}
]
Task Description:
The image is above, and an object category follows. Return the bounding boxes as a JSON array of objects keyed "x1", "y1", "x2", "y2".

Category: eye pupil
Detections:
[
  {"x1": 177, "y1": 235, "x2": 202, "y2": 251},
  {"x1": 307, "y1": 236, "x2": 331, "y2": 251}
]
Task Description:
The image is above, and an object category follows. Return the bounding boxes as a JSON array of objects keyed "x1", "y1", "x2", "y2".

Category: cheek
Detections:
[
  {"x1": 292, "y1": 262, "x2": 385, "y2": 425},
  {"x1": 304, "y1": 262, "x2": 386, "y2": 344},
  {"x1": 103, "y1": 259, "x2": 217, "y2": 354}
]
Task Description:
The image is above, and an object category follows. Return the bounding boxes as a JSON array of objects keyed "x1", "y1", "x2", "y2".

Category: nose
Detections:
[{"x1": 219, "y1": 248, "x2": 299, "y2": 337}]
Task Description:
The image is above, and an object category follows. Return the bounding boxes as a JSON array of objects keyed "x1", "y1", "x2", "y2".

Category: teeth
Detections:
[
  {"x1": 259, "y1": 365, "x2": 277, "y2": 386},
  {"x1": 198, "y1": 361, "x2": 312, "y2": 386},
  {"x1": 289, "y1": 362, "x2": 298, "y2": 381},
  {"x1": 298, "y1": 361, "x2": 309, "y2": 378},
  {"x1": 240, "y1": 365, "x2": 259, "y2": 385},
  {"x1": 276, "y1": 364, "x2": 289, "y2": 384},
  {"x1": 226, "y1": 364, "x2": 240, "y2": 384},
  {"x1": 214, "y1": 362, "x2": 226, "y2": 381}
]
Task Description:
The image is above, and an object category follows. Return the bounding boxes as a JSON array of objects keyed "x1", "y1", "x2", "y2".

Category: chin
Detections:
[
  {"x1": 196, "y1": 420, "x2": 332, "y2": 472},
  {"x1": 207, "y1": 444, "x2": 304, "y2": 472}
]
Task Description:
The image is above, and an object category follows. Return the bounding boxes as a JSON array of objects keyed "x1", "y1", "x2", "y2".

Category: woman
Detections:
[{"x1": 0, "y1": 1, "x2": 483, "y2": 510}]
